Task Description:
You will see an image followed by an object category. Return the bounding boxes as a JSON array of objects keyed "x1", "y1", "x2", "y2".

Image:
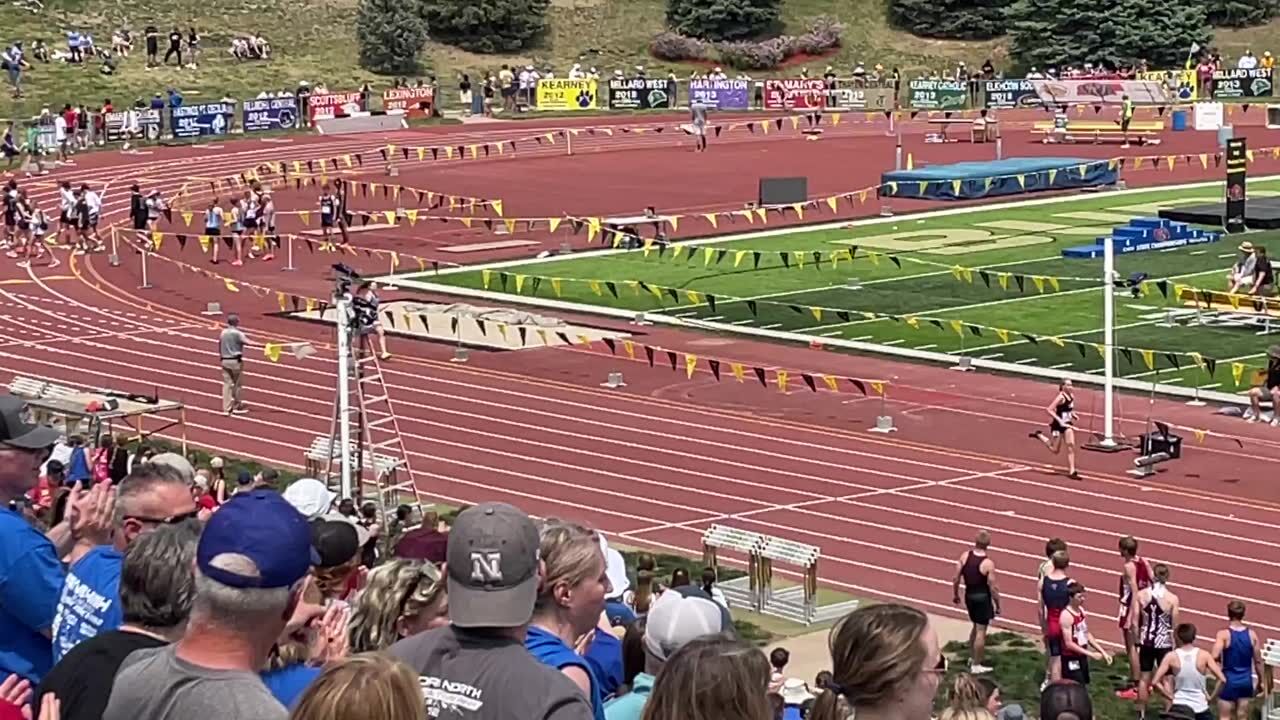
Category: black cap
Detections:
[
  {"x1": 311, "y1": 519, "x2": 362, "y2": 568},
  {"x1": 1040, "y1": 681, "x2": 1092, "y2": 720},
  {"x1": 0, "y1": 394, "x2": 59, "y2": 450}
]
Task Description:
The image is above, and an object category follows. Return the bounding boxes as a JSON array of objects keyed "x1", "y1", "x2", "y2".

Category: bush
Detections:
[
  {"x1": 716, "y1": 39, "x2": 787, "y2": 70},
  {"x1": 795, "y1": 15, "x2": 844, "y2": 54},
  {"x1": 1204, "y1": 0, "x2": 1279, "y2": 26},
  {"x1": 423, "y1": 0, "x2": 552, "y2": 53},
  {"x1": 650, "y1": 31, "x2": 711, "y2": 61},
  {"x1": 888, "y1": 0, "x2": 1012, "y2": 39},
  {"x1": 356, "y1": 0, "x2": 429, "y2": 74},
  {"x1": 666, "y1": 0, "x2": 783, "y2": 41},
  {"x1": 1007, "y1": 0, "x2": 1208, "y2": 70}
]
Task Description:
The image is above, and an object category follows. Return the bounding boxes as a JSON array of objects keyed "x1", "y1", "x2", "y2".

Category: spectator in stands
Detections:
[
  {"x1": 389, "y1": 501, "x2": 594, "y2": 720},
  {"x1": 601, "y1": 537, "x2": 633, "y2": 627},
  {"x1": 1228, "y1": 241, "x2": 1257, "y2": 294},
  {"x1": 291, "y1": 653, "x2": 424, "y2": 720},
  {"x1": 631, "y1": 554, "x2": 656, "y2": 614},
  {"x1": 144, "y1": 25, "x2": 159, "y2": 67},
  {"x1": 1, "y1": 394, "x2": 114, "y2": 683},
  {"x1": 1247, "y1": 348, "x2": 1280, "y2": 426},
  {"x1": 700, "y1": 567, "x2": 729, "y2": 611},
  {"x1": 616, "y1": 617, "x2": 646, "y2": 695},
  {"x1": 1040, "y1": 681, "x2": 1091, "y2": 720},
  {"x1": 260, "y1": 593, "x2": 350, "y2": 709},
  {"x1": 768, "y1": 648, "x2": 790, "y2": 692},
  {"x1": 669, "y1": 567, "x2": 690, "y2": 588},
  {"x1": 186, "y1": 27, "x2": 200, "y2": 68},
  {"x1": 780, "y1": 679, "x2": 814, "y2": 719},
  {"x1": 100, "y1": 489, "x2": 318, "y2": 720},
  {"x1": 51, "y1": 463, "x2": 197, "y2": 662},
  {"x1": 938, "y1": 673, "x2": 995, "y2": 720},
  {"x1": 348, "y1": 559, "x2": 447, "y2": 653},
  {"x1": 2, "y1": 42, "x2": 29, "y2": 99},
  {"x1": 605, "y1": 585, "x2": 734, "y2": 720},
  {"x1": 1238, "y1": 50, "x2": 1258, "y2": 69},
  {"x1": 526, "y1": 520, "x2": 612, "y2": 719},
  {"x1": 393, "y1": 509, "x2": 448, "y2": 565},
  {"x1": 36, "y1": 521, "x2": 199, "y2": 720},
  {"x1": 809, "y1": 604, "x2": 944, "y2": 720},
  {"x1": 1248, "y1": 246, "x2": 1275, "y2": 296},
  {"x1": 310, "y1": 516, "x2": 369, "y2": 603},
  {"x1": 283, "y1": 478, "x2": 336, "y2": 521},
  {"x1": 640, "y1": 634, "x2": 772, "y2": 720}
]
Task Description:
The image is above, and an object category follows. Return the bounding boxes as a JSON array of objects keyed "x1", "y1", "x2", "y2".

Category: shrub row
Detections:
[{"x1": 650, "y1": 16, "x2": 844, "y2": 70}]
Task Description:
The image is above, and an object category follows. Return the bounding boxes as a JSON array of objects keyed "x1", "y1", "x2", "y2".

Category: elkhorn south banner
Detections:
[
  {"x1": 536, "y1": 79, "x2": 598, "y2": 110},
  {"x1": 983, "y1": 79, "x2": 1039, "y2": 109}
]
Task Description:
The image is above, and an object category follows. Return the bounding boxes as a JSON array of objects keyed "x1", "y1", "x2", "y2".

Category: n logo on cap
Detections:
[{"x1": 470, "y1": 551, "x2": 503, "y2": 584}]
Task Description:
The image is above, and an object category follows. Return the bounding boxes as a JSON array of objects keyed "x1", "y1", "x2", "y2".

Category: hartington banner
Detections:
[
  {"x1": 1031, "y1": 79, "x2": 1173, "y2": 105},
  {"x1": 983, "y1": 79, "x2": 1039, "y2": 109},
  {"x1": 170, "y1": 102, "x2": 235, "y2": 139},
  {"x1": 607, "y1": 78, "x2": 676, "y2": 110},
  {"x1": 828, "y1": 87, "x2": 895, "y2": 111},
  {"x1": 383, "y1": 87, "x2": 435, "y2": 118},
  {"x1": 763, "y1": 79, "x2": 826, "y2": 110},
  {"x1": 908, "y1": 79, "x2": 968, "y2": 110},
  {"x1": 243, "y1": 95, "x2": 300, "y2": 132},
  {"x1": 536, "y1": 79, "x2": 599, "y2": 110},
  {"x1": 687, "y1": 79, "x2": 750, "y2": 110},
  {"x1": 307, "y1": 91, "x2": 367, "y2": 125},
  {"x1": 1212, "y1": 68, "x2": 1273, "y2": 99}
]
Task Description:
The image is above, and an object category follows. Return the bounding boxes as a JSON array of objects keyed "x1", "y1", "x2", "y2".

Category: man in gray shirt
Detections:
[
  {"x1": 102, "y1": 490, "x2": 318, "y2": 720},
  {"x1": 389, "y1": 502, "x2": 593, "y2": 720},
  {"x1": 219, "y1": 314, "x2": 248, "y2": 415},
  {"x1": 690, "y1": 101, "x2": 708, "y2": 153}
]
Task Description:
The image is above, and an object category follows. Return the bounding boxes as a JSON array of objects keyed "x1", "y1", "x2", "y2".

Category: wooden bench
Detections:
[
  {"x1": 1262, "y1": 638, "x2": 1280, "y2": 720},
  {"x1": 7, "y1": 376, "x2": 80, "y2": 401},
  {"x1": 1034, "y1": 120, "x2": 1164, "y2": 145},
  {"x1": 926, "y1": 118, "x2": 996, "y2": 143}
]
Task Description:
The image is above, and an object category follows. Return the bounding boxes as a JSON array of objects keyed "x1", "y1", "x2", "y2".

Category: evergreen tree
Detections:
[
  {"x1": 665, "y1": 0, "x2": 782, "y2": 41},
  {"x1": 1204, "y1": 0, "x2": 1278, "y2": 27},
  {"x1": 887, "y1": 0, "x2": 1010, "y2": 40},
  {"x1": 355, "y1": 0, "x2": 428, "y2": 74},
  {"x1": 423, "y1": 0, "x2": 551, "y2": 53},
  {"x1": 1007, "y1": 0, "x2": 1209, "y2": 71}
]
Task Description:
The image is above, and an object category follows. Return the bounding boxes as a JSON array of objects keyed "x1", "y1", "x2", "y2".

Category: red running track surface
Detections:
[{"x1": 0, "y1": 121, "x2": 1273, "y2": 652}]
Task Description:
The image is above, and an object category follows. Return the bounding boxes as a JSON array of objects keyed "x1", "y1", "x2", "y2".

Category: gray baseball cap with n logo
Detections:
[{"x1": 446, "y1": 502, "x2": 542, "y2": 628}]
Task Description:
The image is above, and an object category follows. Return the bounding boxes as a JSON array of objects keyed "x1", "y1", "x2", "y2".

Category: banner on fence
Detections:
[
  {"x1": 763, "y1": 79, "x2": 826, "y2": 110},
  {"x1": 1212, "y1": 68, "x2": 1273, "y2": 99},
  {"x1": 1031, "y1": 79, "x2": 1173, "y2": 105},
  {"x1": 307, "y1": 91, "x2": 367, "y2": 125},
  {"x1": 170, "y1": 102, "x2": 235, "y2": 139},
  {"x1": 607, "y1": 78, "x2": 675, "y2": 110},
  {"x1": 908, "y1": 79, "x2": 968, "y2": 110},
  {"x1": 243, "y1": 95, "x2": 300, "y2": 132},
  {"x1": 104, "y1": 109, "x2": 162, "y2": 142},
  {"x1": 1226, "y1": 137, "x2": 1247, "y2": 234},
  {"x1": 536, "y1": 79, "x2": 598, "y2": 110},
  {"x1": 983, "y1": 79, "x2": 1039, "y2": 108},
  {"x1": 1137, "y1": 70, "x2": 1197, "y2": 101},
  {"x1": 828, "y1": 87, "x2": 895, "y2": 111},
  {"x1": 687, "y1": 79, "x2": 750, "y2": 110},
  {"x1": 383, "y1": 87, "x2": 435, "y2": 117}
]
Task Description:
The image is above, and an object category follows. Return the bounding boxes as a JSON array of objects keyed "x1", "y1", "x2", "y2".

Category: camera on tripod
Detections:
[
  {"x1": 331, "y1": 264, "x2": 377, "y2": 329},
  {"x1": 332, "y1": 263, "x2": 361, "y2": 297}
]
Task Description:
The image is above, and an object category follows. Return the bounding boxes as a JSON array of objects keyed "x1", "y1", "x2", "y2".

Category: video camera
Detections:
[{"x1": 331, "y1": 264, "x2": 378, "y2": 328}]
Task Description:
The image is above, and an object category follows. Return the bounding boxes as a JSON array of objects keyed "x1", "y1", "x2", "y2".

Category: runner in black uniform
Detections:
[
  {"x1": 129, "y1": 183, "x2": 150, "y2": 249},
  {"x1": 1030, "y1": 379, "x2": 1080, "y2": 479},
  {"x1": 2, "y1": 179, "x2": 18, "y2": 249},
  {"x1": 319, "y1": 184, "x2": 338, "y2": 243},
  {"x1": 953, "y1": 530, "x2": 1000, "y2": 674},
  {"x1": 1136, "y1": 564, "x2": 1179, "y2": 720}
]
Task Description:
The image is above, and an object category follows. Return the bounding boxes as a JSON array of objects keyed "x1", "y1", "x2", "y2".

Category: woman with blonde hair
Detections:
[
  {"x1": 809, "y1": 603, "x2": 945, "y2": 720},
  {"x1": 937, "y1": 673, "x2": 996, "y2": 720},
  {"x1": 525, "y1": 520, "x2": 612, "y2": 720},
  {"x1": 639, "y1": 634, "x2": 772, "y2": 720},
  {"x1": 348, "y1": 559, "x2": 448, "y2": 652},
  {"x1": 291, "y1": 653, "x2": 424, "y2": 720}
]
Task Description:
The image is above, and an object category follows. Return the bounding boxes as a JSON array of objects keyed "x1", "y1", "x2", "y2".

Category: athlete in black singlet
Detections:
[{"x1": 1030, "y1": 379, "x2": 1080, "y2": 479}]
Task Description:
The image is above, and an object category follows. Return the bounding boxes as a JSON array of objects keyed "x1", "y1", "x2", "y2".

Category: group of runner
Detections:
[
  {"x1": 2, "y1": 177, "x2": 106, "y2": 266},
  {"x1": 955, "y1": 532, "x2": 1270, "y2": 720},
  {"x1": 191, "y1": 183, "x2": 280, "y2": 265}
]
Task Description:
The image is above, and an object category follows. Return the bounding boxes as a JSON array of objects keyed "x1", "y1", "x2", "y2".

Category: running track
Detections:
[{"x1": 0, "y1": 122, "x2": 1275, "y2": 651}]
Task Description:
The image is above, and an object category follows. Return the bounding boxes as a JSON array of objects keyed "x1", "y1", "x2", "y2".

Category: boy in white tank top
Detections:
[{"x1": 1151, "y1": 623, "x2": 1226, "y2": 720}]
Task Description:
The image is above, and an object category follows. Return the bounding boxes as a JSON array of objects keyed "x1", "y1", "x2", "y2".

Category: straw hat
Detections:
[
  {"x1": 1239, "y1": 241, "x2": 1255, "y2": 252},
  {"x1": 780, "y1": 679, "x2": 815, "y2": 705}
]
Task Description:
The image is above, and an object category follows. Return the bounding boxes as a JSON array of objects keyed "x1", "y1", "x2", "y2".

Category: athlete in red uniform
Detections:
[{"x1": 1117, "y1": 535, "x2": 1154, "y2": 699}]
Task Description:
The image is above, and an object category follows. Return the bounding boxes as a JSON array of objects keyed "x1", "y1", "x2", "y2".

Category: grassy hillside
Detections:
[{"x1": 1, "y1": 0, "x2": 1275, "y2": 120}]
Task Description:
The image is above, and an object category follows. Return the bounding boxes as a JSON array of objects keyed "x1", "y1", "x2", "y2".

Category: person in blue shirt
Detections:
[
  {"x1": 0, "y1": 394, "x2": 114, "y2": 683},
  {"x1": 51, "y1": 462, "x2": 198, "y2": 663}
]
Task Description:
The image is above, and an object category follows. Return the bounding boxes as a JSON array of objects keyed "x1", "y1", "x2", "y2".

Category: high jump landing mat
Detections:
[{"x1": 880, "y1": 157, "x2": 1119, "y2": 201}]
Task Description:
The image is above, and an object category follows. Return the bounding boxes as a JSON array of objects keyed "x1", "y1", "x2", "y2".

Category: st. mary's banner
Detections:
[
  {"x1": 607, "y1": 78, "x2": 676, "y2": 110},
  {"x1": 170, "y1": 102, "x2": 235, "y2": 138},
  {"x1": 383, "y1": 87, "x2": 435, "y2": 118},
  {"x1": 908, "y1": 79, "x2": 968, "y2": 109},
  {"x1": 536, "y1": 79, "x2": 598, "y2": 110},
  {"x1": 983, "y1": 79, "x2": 1039, "y2": 108},
  {"x1": 1212, "y1": 68, "x2": 1273, "y2": 99},
  {"x1": 763, "y1": 79, "x2": 826, "y2": 110},
  {"x1": 687, "y1": 79, "x2": 750, "y2": 110},
  {"x1": 243, "y1": 95, "x2": 299, "y2": 132},
  {"x1": 307, "y1": 91, "x2": 367, "y2": 125}
]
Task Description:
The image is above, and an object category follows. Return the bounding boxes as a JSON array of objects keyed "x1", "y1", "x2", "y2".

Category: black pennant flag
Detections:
[
  {"x1": 1165, "y1": 352, "x2": 1180, "y2": 369},
  {"x1": 1021, "y1": 333, "x2": 1038, "y2": 345},
  {"x1": 837, "y1": 311, "x2": 850, "y2": 322},
  {"x1": 708, "y1": 359, "x2": 721, "y2": 381},
  {"x1": 707, "y1": 295, "x2": 717, "y2": 313},
  {"x1": 645, "y1": 345, "x2": 656, "y2": 367},
  {"x1": 418, "y1": 314, "x2": 430, "y2": 333},
  {"x1": 788, "y1": 305, "x2": 804, "y2": 315},
  {"x1": 889, "y1": 255, "x2": 901, "y2": 268},
  {"x1": 603, "y1": 338, "x2": 617, "y2": 355},
  {"x1": 1075, "y1": 342, "x2": 1087, "y2": 358},
  {"x1": 812, "y1": 251, "x2": 822, "y2": 267},
  {"x1": 847, "y1": 378, "x2": 867, "y2": 395},
  {"x1": 780, "y1": 252, "x2": 790, "y2": 268},
  {"x1": 1014, "y1": 275, "x2": 1026, "y2": 293},
  {"x1": 1156, "y1": 280, "x2": 1169, "y2": 298},
  {"x1": 1154, "y1": 421, "x2": 1171, "y2": 439},
  {"x1": 716, "y1": 249, "x2": 728, "y2": 265},
  {"x1": 177, "y1": 235, "x2": 188, "y2": 250},
  {"x1": 979, "y1": 270, "x2": 991, "y2": 288},
  {"x1": 450, "y1": 316, "x2": 459, "y2": 335},
  {"x1": 475, "y1": 319, "x2": 487, "y2": 336},
  {"x1": 556, "y1": 331, "x2": 572, "y2": 347},
  {"x1": 384, "y1": 312, "x2": 396, "y2": 329},
  {"x1": 605, "y1": 281, "x2": 619, "y2": 298},
  {"x1": 517, "y1": 326, "x2": 527, "y2": 346},
  {"x1": 665, "y1": 287, "x2": 680, "y2": 303},
  {"x1": 666, "y1": 351, "x2": 678, "y2": 371},
  {"x1": 753, "y1": 251, "x2": 762, "y2": 269},
  {"x1": 1121, "y1": 347, "x2": 1134, "y2": 365},
  {"x1": 802, "y1": 374, "x2": 817, "y2": 392},
  {"x1": 753, "y1": 367, "x2": 767, "y2": 387},
  {"x1": 746, "y1": 300, "x2": 758, "y2": 316},
  {"x1": 530, "y1": 277, "x2": 543, "y2": 295},
  {"x1": 1204, "y1": 356, "x2": 1217, "y2": 376}
]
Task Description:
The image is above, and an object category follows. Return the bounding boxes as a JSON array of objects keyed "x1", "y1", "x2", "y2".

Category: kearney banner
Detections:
[
  {"x1": 828, "y1": 87, "x2": 895, "y2": 111},
  {"x1": 1212, "y1": 68, "x2": 1273, "y2": 99},
  {"x1": 383, "y1": 87, "x2": 435, "y2": 118},
  {"x1": 607, "y1": 78, "x2": 676, "y2": 110},
  {"x1": 908, "y1": 79, "x2": 967, "y2": 110},
  {"x1": 536, "y1": 79, "x2": 598, "y2": 110},
  {"x1": 688, "y1": 79, "x2": 750, "y2": 110},
  {"x1": 1137, "y1": 70, "x2": 1197, "y2": 101},
  {"x1": 1031, "y1": 79, "x2": 1173, "y2": 105},
  {"x1": 983, "y1": 79, "x2": 1039, "y2": 109},
  {"x1": 243, "y1": 95, "x2": 299, "y2": 132},
  {"x1": 170, "y1": 102, "x2": 235, "y2": 139},
  {"x1": 763, "y1": 79, "x2": 826, "y2": 110}
]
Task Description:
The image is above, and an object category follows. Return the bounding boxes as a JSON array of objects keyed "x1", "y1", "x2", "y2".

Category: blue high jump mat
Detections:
[{"x1": 880, "y1": 157, "x2": 1119, "y2": 201}]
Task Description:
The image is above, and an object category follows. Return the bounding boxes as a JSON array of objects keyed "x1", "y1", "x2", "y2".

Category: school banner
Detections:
[
  {"x1": 828, "y1": 87, "x2": 895, "y2": 111},
  {"x1": 1225, "y1": 138, "x2": 1247, "y2": 234},
  {"x1": 383, "y1": 87, "x2": 435, "y2": 118},
  {"x1": 607, "y1": 78, "x2": 676, "y2": 110},
  {"x1": 1212, "y1": 68, "x2": 1273, "y2": 99},
  {"x1": 908, "y1": 79, "x2": 968, "y2": 110},
  {"x1": 307, "y1": 91, "x2": 367, "y2": 125},
  {"x1": 1137, "y1": 70, "x2": 1197, "y2": 101},
  {"x1": 983, "y1": 79, "x2": 1039, "y2": 109},
  {"x1": 104, "y1": 109, "x2": 162, "y2": 143},
  {"x1": 170, "y1": 102, "x2": 235, "y2": 139},
  {"x1": 242, "y1": 95, "x2": 299, "y2": 132},
  {"x1": 535, "y1": 79, "x2": 598, "y2": 110},
  {"x1": 763, "y1": 79, "x2": 826, "y2": 110},
  {"x1": 1031, "y1": 79, "x2": 1173, "y2": 105},
  {"x1": 687, "y1": 79, "x2": 750, "y2": 110}
]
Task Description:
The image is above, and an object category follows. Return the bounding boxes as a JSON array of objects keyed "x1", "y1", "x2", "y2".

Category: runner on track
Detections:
[
  {"x1": 689, "y1": 100, "x2": 708, "y2": 153},
  {"x1": 1116, "y1": 535, "x2": 1155, "y2": 700},
  {"x1": 1029, "y1": 380, "x2": 1080, "y2": 479},
  {"x1": 57, "y1": 180, "x2": 76, "y2": 246}
]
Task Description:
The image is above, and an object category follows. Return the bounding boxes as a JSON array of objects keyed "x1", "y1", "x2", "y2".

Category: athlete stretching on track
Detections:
[{"x1": 1029, "y1": 379, "x2": 1080, "y2": 479}]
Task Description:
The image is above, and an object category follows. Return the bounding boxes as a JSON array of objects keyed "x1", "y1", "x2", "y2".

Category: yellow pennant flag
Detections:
[
  {"x1": 504, "y1": 219, "x2": 516, "y2": 234},
  {"x1": 1094, "y1": 343, "x2": 1105, "y2": 359},
  {"x1": 459, "y1": 218, "x2": 473, "y2": 229},
  {"x1": 587, "y1": 218, "x2": 601, "y2": 243},
  {"x1": 1188, "y1": 351, "x2": 1204, "y2": 369},
  {"x1": 299, "y1": 211, "x2": 310, "y2": 226},
  {"x1": 305, "y1": 297, "x2": 317, "y2": 312},
  {"x1": 469, "y1": 145, "x2": 479, "y2": 159},
  {"x1": 685, "y1": 290, "x2": 702, "y2": 305},
  {"x1": 589, "y1": 280, "x2": 603, "y2": 296},
  {"x1": 151, "y1": 231, "x2": 163, "y2": 250},
  {"x1": 1140, "y1": 349, "x2": 1155, "y2": 370},
  {"x1": 1032, "y1": 276, "x2": 1045, "y2": 293},
  {"x1": 949, "y1": 320, "x2": 964, "y2": 337},
  {"x1": 734, "y1": 250, "x2": 747, "y2": 268},
  {"x1": 515, "y1": 275, "x2": 526, "y2": 293},
  {"x1": 998, "y1": 273, "x2": 1010, "y2": 291},
  {"x1": 493, "y1": 199, "x2": 504, "y2": 216},
  {"x1": 576, "y1": 334, "x2": 591, "y2": 347},
  {"x1": 776, "y1": 370, "x2": 789, "y2": 392},
  {"x1": 668, "y1": 216, "x2": 680, "y2": 233},
  {"x1": 548, "y1": 217, "x2": 562, "y2": 233},
  {"x1": 905, "y1": 316, "x2": 919, "y2": 329},
  {"x1": 1048, "y1": 276, "x2": 1061, "y2": 292},
  {"x1": 754, "y1": 208, "x2": 767, "y2": 223},
  {"x1": 822, "y1": 375, "x2": 839, "y2": 391},
  {"x1": 1048, "y1": 336, "x2": 1064, "y2": 347},
  {"x1": 482, "y1": 270, "x2": 493, "y2": 289},
  {"x1": 1194, "y1": 429, "x2": 1206, "y2": 444},
  {"x1": 685, "y1": 354, "x2": 698, "y2": 379},
  {"x1": 622, "y1": 340, "x2": 636, "y2": 359},
  {"x1": 810, "y1": 306, "x2": 822, "y2": 322},
  {"x1": 826, "y1": 196, "x2": 838, "y2": 213},
  {"x1": 730, "y1": 363, "x2": 745, "y2": 382},
  {"x1": 406, "y1": 209, "x2": 418, "y2": 226},
  {"x1": 671, "y1": 244, "x2": 685, "y2": 260},
  {"x1": 795, "y1": 251, "x2": 805, "y2": 269},
  {"x1": 181, "y1": 211, "x2": 194, "y2": 226},
  {"x1": 1047, "y1": 169, "x2": 1057, "y2": 185},
  {"x1": 1166, "y1": 155, "x2": 1176, "y2": 171},
  {"x1": 417, "y1": 147, "x2": 426, "y2": 161},
  {"x1": 1232, "y1": 362, "x2": 1245, "y2": 386},
  {"x1": 198, "y1": 235, "x2": 210, "y2": 253},
  {"x1": 703, "y1": 247, "x2": 715, "y2": 267},
  {"x1": 276, "y1": 292, "x2": 288, "y2": 312},
  {"x1": 995, "y1": 328, "x2": 1010, "y2": 343},
  {"x1": 223, "y1": 278, "x2": 240, "y2": 293},
  {"x1": 384, "y1": 210, "x2": 396, "y2": 225},
  {"x1": 951, "y1": 179, "x2": 961, "y2": 196},
  {"x1": 703, "y1": 213, "x2": 718, "y2": 229},
  {"x1": 1199, "y1": 154, "x2": 1208, "y2": 169},
  {"x1": 792, "y1": 203, "x2": 805, "y2": 220},
  {"x1": 870, "y1": 381, "x2": 885, "y2": 396},
  {"x1": 551, "y1": 278, "x2": 563, "y2": 297}
]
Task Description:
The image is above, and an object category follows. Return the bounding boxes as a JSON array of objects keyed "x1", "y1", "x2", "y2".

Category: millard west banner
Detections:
[
  {"x1": 307, "y1": 91, "x2": 367, "y2": 125},
  {"x1": 170, "y1": 102, "x2": 235, "y2": 139},
  {"x1": 763, "y1": 79, "x2": 826, "y2": 110},
  {"x1": 688, "y1": 79, "x2": 750, "y2": 110},
  {"x1": 104, "y1": 109, "x2": 162, "y2": 142},
  {"x1": 828, "y1": 87, "x2": 895, "y2": 111},
  {"x1": 983, "y1": 79, "x2": 1039, "y2": 109},
  {"x1": 536, "y1": 79, "x2": 598, "y2": 110},
  {"x1": 243, "y1": 96, "x2": 300, "y2": 132},
  {"x1": 1212, "y1": 68, "x2": 1273, "y2": 99},
  {"x1": 607, "y1": 78, "x2": 676, "y2": 110},
  {"x1": 908, "y1": 79, "x2": 968, "y2": 110},
  {"x1": 1031, "y1": 79, "x2": 1173, "y2": 105},
  {"x1": 383, "y1": 87, "x2": 435, "y2": 118},
  {"x1": 1137, "y1": 70, "x2": 1197, "y2": 101}
]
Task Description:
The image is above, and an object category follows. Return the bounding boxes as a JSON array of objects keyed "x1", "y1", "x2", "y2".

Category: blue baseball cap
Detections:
[{"x1": 197, "y1": 489, "x2": 319, "y2": 589}]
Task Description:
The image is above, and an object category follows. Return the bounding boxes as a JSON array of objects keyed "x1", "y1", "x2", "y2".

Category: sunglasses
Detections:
[{"x1": 126, "y1": 509, "x2": 201, "y2": 526}]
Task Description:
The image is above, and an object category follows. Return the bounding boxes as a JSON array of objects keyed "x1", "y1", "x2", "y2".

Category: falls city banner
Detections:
[{"x1": 535, "y1": 79, "x2": 599, "y2": 111}]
